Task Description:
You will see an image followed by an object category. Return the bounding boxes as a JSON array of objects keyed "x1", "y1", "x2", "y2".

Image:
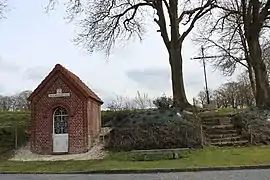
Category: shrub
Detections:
[
  {"x1": 104, "y1": 121, "x2": 202, "y2": 151},
  {"x1": 0, "y1": 112, "x2": 29, "y2": 153},
  {"x1": 153, "y1": 95, "x2": 173, "y2": 110},
  {"x1": 231, "y1": 109, "x2": 270, "y2": 145},
  {"x1": 101, "y1": 110, "x2": 134, "y2": 127},
  {"x1": 102, "y1": 109, "x2": 198, "y2": 127}
]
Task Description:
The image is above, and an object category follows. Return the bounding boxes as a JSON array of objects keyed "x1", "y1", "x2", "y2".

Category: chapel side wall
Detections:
[
  {"x1": 87, "y1": 99, "x2": 101, "y2": 149},
  {"x1": 30, "y1": 74, "x2": 87, "y2": 154}
]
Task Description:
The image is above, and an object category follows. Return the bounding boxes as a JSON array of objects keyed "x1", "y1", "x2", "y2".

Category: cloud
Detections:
[
  {"x1": 0, "y1": 58, "x2": 20, "y2": 72},
  {"x1": 185, "y1": 77, "x2": 204, "y2": 90},
  {"x1": 126, "y1": 67, "x2": 171, "y2": 93},
  {"x1": 25, "y1": 66, "x2": 50, "y2": 82},
  {"x1": 85, "y1": 83, "x2": 114, "y2": 103},
  {"x1": 0, "y1": 84, "x2": 5, "y2": 94},
  {"x1": 125, "y1": 66, "x2": 214, "y2": 101}
]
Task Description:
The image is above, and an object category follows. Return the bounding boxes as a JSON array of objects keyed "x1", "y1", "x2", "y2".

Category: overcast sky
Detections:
[{"x1": 0, "y1": 0, "x2": 241, "y2": 106}]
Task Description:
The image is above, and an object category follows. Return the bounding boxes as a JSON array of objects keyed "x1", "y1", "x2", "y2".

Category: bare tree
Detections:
[
  {"x1": 48, "y1": 0, "x2": 216, "y2": 109},
  {"x1": 196, "y1": 88, "x2": 214, "y2": 105},
  {"x1": 195, "y1": 71, "x2": 255, "y2": 109},
  {"x1": 16, "y1": 90, "x2": 32, "y2": 110},
  {"x1": 0, "y1": 0, "x2": 7, "y2": 20},
  {"x1": 0, "y1": 96, "x2": 14, "y2": 111},
  {"x1": 107, "y1": 91, "x2": 155, "y2": 111},
  {"x1": 236, "y1": 71, "x2": 255, "y2": 107},
  {"x1": 0, "y1": 95, "x2": 4, "y2": 111},
  {"x1": 196, "y1": 0, "x2": 270, "y2": 109},
  {"x1": 107, "y1": 95, "x2": 137, "y2": 111},
  {"x1": 0, "y1": 90, "x2": 32, "y2": 111},
  {"x1": 222, "y1": 82, "x2": 240, "y2": 108},
  {"x1": 196, "y1": 16, "x2": 257, "y2": 98},
  {"x1": 262, "y1": 38, "x2": 270, "y2": 76},
  {"x1": 212, "y1": 90, "x2": 224, "y2": 108},
  {"x1": 134, "y1": 91, "x2": 154, "y2": 109},
  {"x1": 197, "y1": 90, "x2": 207, "y2": 105}
]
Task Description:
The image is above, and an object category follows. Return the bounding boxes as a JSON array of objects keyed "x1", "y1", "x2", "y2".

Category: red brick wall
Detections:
[{"x1": 30, "y1": 73, "x2": 89, "y2": 154}]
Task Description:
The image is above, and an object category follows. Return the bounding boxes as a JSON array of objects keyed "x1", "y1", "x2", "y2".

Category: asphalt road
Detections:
[{"x1": 1, "y1": 169, "x2": 270, "y2": 180}]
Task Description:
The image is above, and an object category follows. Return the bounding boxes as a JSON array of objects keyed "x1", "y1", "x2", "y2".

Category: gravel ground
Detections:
[
  {"x1": 1, "y1": 169, "x2": 270, "y2": 180},
  {"x1": 9, "y1": 143, "x2": 106, "y2": 161}
]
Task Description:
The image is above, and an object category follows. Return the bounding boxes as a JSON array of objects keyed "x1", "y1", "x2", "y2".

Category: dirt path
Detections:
[{"x1": 10, "y1": 143, "x2": 106, "y2": 161}]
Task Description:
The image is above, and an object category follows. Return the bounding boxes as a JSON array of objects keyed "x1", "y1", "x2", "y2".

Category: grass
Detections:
[
  {"x1": 0, "y1": 109, "x2": 264, "y2": 173},
  {"x1": 1, "y1": 146, "x2": 270, "y2": 172}
]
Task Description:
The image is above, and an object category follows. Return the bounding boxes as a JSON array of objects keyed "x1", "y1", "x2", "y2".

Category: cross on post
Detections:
[{"x1": 191, "y1": 46, "x2": 223, "y2": 105}]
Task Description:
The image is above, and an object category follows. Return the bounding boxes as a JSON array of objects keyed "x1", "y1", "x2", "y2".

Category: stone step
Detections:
[
  {"x1": 211, "y1": 140, "x2": 249, "y2": 147},
  {"x1": 205, "y1": 128, "x2": 238, "y2": 135},
  {"x1": 203, "y1": 117, "x2": 231, "y2": 124},
  {"x1": 203, "y1": 120, "x2": 221, "y2": 126},
  {"x1": 207, "y1": 133, "x2": 239, "y2": 139},
  {"x1": 198, "y1": 112, "x2": 233, "y2": 118},
  {"x1": 202, "y1": 116, "x2": 231, "y2": 121},
  {"x1": 210, "y1": 136, "x2": 242, "y2": 143},
  {"x1": 203, "y1": 124, "x2": 234, "y2": 129}
]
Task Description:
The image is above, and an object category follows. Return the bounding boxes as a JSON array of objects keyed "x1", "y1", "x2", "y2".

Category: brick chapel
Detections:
[{"x1": 28, "y1": 64, "x2": 103, "y2": 154}]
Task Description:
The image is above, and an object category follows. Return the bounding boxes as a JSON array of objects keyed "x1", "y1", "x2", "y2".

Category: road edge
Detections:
[{"x1": 1, "y1": 164, "x2": 270, "y2": 174}]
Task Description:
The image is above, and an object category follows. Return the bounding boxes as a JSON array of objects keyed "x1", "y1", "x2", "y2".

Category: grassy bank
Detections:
[
  {"x1": 1, "y1": 146, "x2": 270, "y2": 172},
  {"x1": 0, "y1": 111, "x2": 29, "y2": 126},
  {"x1": 0, "y1": 111, "x2": 29, "y2": 154}
]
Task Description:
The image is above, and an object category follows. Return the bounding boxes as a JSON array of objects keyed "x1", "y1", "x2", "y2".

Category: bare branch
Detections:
[
  {"x1": 154, "y1": 0, "x2": 170, "y2": 51},
  {"x1": 213, "y1": 3, "x2": 240, "y2": 14},
  {"x1": 162, "y1": 0, "x2": 172, "y2": 20},
  {"x1": 0, "y1": 0, "x2": 7, "y2": 20},
  {"x1": 178, "y1": 6, "x2": 203, "y2": 24},
  {"x1": 180, "y1": 0, "x2": 215, "y2": 41},
  {"x1": 73, "y1": 0, "x2": 153, "y2": 57},
  {"x1": 259, "y1": 0, "x2": 270, "y2": 23}
]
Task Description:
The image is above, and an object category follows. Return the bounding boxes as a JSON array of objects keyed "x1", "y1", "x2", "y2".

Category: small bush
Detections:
[
  {"x1": 102, "y1": 109, "x2": 198, "y2": 127},
  {"x1": 153, "y1": 95, "x2": 173, "y2": 110},
  {"x1": 231, "y1": 109, "x2": 270, "y2": 145},
  {"x1": 104, "y1": 121, "x2": 202, "y2": 151},
  {"x1": 101, "y1": 110, "x2": 133, "y2": 127},
  {"x1": 0, "y1": 111, "x2": 30, "y2": 154}
]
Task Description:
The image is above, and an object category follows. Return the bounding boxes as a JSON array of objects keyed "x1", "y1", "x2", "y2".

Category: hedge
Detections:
[
  {"x1": 231, "y1": 108, "x2": 270, "y2": 145},
  {"x1": 104, "y1": 121, "x2": 202, "y2": 151}
]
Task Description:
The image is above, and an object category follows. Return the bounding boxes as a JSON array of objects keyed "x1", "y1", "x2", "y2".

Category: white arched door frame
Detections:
[{"x1": 52, "y1": 107, "x2": 69, "y2": 153}]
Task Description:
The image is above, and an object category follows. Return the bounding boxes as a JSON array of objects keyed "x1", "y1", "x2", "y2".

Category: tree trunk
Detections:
[
  {"x1": 169, "y1": 46, "x2": 191, "y2": 109},
  {"x1": 247, "y1": 61, "x2": 256, "y2": 100},
  {"x1": 253, "y1": 62, "x2": 270, "y2": 107},
  {"x1": 248, "y1": 37, "x2": 270, "y2": 108},
  {"x1": 166, "y1": 1, "x2": 191, "y2": 110}
]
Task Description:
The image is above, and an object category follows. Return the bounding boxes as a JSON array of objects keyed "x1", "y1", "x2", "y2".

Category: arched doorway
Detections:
[{"x1": 53, "y1": 107, "x2": 69, "y2": 153}]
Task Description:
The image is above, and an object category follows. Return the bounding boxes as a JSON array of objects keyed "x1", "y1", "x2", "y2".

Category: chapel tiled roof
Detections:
[{"x1": 28, "y1": 64, "x2": 103, "y2": 104}]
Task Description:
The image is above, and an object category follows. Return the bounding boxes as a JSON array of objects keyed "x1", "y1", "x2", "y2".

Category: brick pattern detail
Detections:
[{"x1": 30, "y1": 72, "x2": 101, "y2": 155}]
